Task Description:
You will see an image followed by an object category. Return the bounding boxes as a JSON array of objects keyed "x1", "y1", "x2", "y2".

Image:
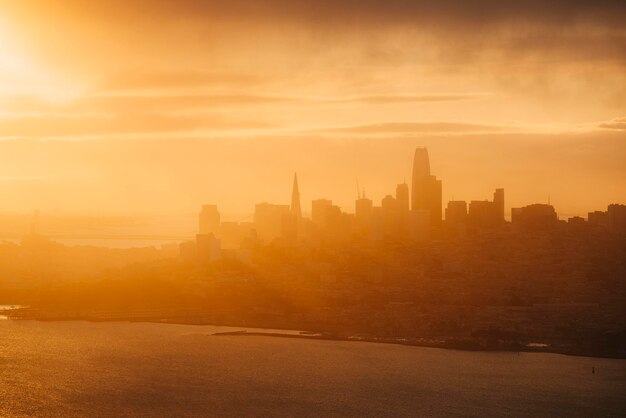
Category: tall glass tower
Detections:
[{"x1": 411, "y1": 148, "x2": 442, "y2": 227}]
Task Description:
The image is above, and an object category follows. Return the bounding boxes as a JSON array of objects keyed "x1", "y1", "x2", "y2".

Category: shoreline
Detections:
[
  {"x1": 209, "y1": 330, "x2": 626, "y2": 360},
  {"x1": 2, "y1": 309, "x2": 623, "y2": 360}
]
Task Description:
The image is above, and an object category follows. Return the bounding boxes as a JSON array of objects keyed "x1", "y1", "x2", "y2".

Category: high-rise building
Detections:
[
  {"x1": 195, "y1": 206, "x2": 222, "y2": 261},
  {"x1": 219, "y1": 222, "x2": 254, "y2": 249},
  {"x1": 444, "y1": 200, "x2": 467, "y2": 238},
  {"x1": 355, "y1": 196, "x2": 373, "y2": 220},
  {"x1": 395, "y1": 181, "x2": 411, "y2": 240},
  {"x1": 396, "y1": 182, "x2": 409, "y2": 213},
  {"x1": 411, "y1": 148, "x2": 442, "y2": 227},
  {"x1": 588, "y1": 210, "x2": 608, "y2": 227},
  {"x1": 196, "y1": 233, "x2": 221, "y2": 263},
  {"x1": 465, "y1": 189, "x2": 505, "y2": 229},
  {"x1": 468, "y1": 200, "x2": 498, "y2": 228},
  {"x1": 445, "y1": 201, "x2": 468, "y2": 226},
  {"x1": 511, "y1": 204, "x2": 558, "y2": 232},
  {"x1": 355, "y1": 195, "x2": 373, "y2": 232},
  {"x1": 412, "y1": 147, "x2": 430, "y2": 177},
  {"x1": 607, "y1": 204, "x2": 626, "y2": 236},
  {"x1": 381, "y1": 194, "x2": 398, "y2": 238},
  {"x1": 291, "y1": 173, "x2": 302, "y2": 219},
  {"x1": 254, "y1": 203, "x2": 291, "y2": 242},
  {"x1": 493, "y1": 188, "x2": 504, "y2": 224},
  {"x1": 199, "y1": 205, "x2": 220, "y2": 235},
  {"x1": 355, "y1": 191, "x2": 373, "y2": 239},
  {"x1": 311, "y1": 199, "x2": 333, "y2": 227},
  {"x1": 311, "y1": 199, "x2": 350, "y2": 240}
]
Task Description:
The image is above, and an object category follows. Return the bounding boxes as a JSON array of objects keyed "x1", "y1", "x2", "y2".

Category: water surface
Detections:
[{"x1": 0, "y1": 321, "x2": 624, "y2": 417}]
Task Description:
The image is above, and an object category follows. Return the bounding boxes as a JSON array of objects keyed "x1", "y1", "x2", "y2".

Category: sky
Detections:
[{"x1": 0, "y1": 0, "x2": 624, "y2": 218}]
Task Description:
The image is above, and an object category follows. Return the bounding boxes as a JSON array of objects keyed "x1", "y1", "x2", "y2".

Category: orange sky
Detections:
[{"x1": 0, "y1": 1, "x2": 624, "y2": 217}]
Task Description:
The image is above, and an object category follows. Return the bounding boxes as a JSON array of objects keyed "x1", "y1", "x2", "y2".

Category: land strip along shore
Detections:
[{"x1": 2, "y1": 306, "x2": 623, "y2": 359}]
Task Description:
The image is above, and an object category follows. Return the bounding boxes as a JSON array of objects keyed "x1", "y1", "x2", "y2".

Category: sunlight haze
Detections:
[{"x1": 0, "y1": 0, "x2": 624, "y2": 217}]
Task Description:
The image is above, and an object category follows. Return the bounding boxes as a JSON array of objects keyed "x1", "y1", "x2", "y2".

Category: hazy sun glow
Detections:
[
  {"x1": 1, "y1": 4, "x2": 625, "y2": 418},
  {"x1": 0, "y1": 20, "x2": 81, "y2": 103},
  {"x1": 0, "y1": 20, "x2": 32, "y2": 82},
  {"x1": 0, "y1": 0, "x2": 623, "y2": 216}
]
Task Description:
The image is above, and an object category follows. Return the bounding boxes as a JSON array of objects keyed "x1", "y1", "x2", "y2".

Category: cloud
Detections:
[
  {"x1": 78, "y1": 93, "x2": 482, "y2": 114},
  {"x1": 330, "y1": 94, "x2": 483, "y2": 105},
  {"x1": 2, "y1": 0, "x2": 624, "y2": 136},
  {"x1": 0, "y1": 91, "x2": 484, "y2": 120},
  {"x1": 96, "y1": 71, "x2": 269, "y2": 93},
  {"x1": 597, "y1": 117, "x2": 626, "y2": 130},
  {"x1": 33, "y1": 1, "x2": 626, "y2": 28},
  {"x1": 0, "y1": 93, "x2": 297, "y2": 115},
  {"x1": 77, "y1": 94, "x2": 298, "y2": 113},
  {"x1": 307, "y1": 122, "x2": 504, "y2": 135},
  {"x1": 0, "y1": 113, "x2": 269, "y2": 138}
]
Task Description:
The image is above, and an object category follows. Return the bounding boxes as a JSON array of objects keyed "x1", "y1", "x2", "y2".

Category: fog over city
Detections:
[{"x1": 0, "y1": 1, "x2": 625, "y2": 417}]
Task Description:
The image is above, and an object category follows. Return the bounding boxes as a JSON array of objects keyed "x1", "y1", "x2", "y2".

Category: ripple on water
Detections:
[{"x1": 0, "y1": 320, "x2": 624, "y2": 418}]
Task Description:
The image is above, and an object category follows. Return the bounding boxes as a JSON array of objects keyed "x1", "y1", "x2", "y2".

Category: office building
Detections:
[
  {"x1": 199, "y1": 204, "x2": 220, "y2": 236},
  {"x1": 411, "y1": 148, "x2": 442, "y2": 227}
]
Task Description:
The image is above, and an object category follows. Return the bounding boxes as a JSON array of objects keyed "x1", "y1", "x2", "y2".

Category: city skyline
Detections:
[
  {"x1": 1, "y1": 3, "x2": 625, "y2": 416},
  {"x1": 189, "y1": 146, "x2": 624, "y2": 255},
  {"x1": 1, "y1": 144, "x2": 622, "y2": 229},
  {"x1": 193, "y1": 146, "x2": 621, "y2": 222}
]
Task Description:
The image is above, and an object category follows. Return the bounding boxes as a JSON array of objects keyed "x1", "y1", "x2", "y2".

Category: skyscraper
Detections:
[
  {"x1": 291, "y1": 173, "x2": 302, "y2": 219},
  {"x1": 411, "y1": 148, "x2": 442, "y2": 227},
  {"x1": 412, "y1": 148, "x2": 430, "y2": 178},
  {"x1": 396, "y1": 182, "x2": 409, "y2": 213},
  {"x1": 381, "y1": 194, "x2": 398, "y2": 238},
  {"x1": 445, "y1": 201, "x2": 468, "y2": 226},
  {"x1": 493, "y1": 188, "x2": 504, "y2": 224},
  {"x1": 468, "y1": 200, "x2": 497, "y2": 228},
  {"x1": 254, "y1": 203, "x2": 291, "y2": 241},
  {"x1": 199, "y1": 205, "x2": 220, "y2": 235},
  {"x1": 354, "y1": 190, "x2": 373, "y2": 238},
  {"x1": 311, "y1": 199, "x2": 333, "y2": 227}
]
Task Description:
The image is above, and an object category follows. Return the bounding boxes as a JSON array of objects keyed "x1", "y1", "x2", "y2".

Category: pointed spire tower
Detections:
[{"x1": 291, "y1": 173, "x2": 302, "y2": 219}]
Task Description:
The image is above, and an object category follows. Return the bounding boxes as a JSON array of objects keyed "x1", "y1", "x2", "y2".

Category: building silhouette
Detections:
[
  {"x1": 311, "y1": 199, "x2": 333, "y2": 227},
  {"x1": 396, "y1": 182, "x2": 409, "y2": 213},
  {"x1": 494, "y1": 188, "x2": 505, "y2": 225},
  {"x1": 182, "y1": 147, "x2": 625, "y2": 261},
  {"x1": 465, "y1": 189, "x2": 505, "y2": 230},
  {"x1": 355, "y1": 193, "x2": 373, "y2": 238},
  {"x1": 511, "y1": 204, "x2": 558, "y2": 232},
  {"x1": 179, "y1": 205, "x2": 223, "y2": 263},
  {"x1": 588, "y1": 210, "x2": 608, "y2": 227},
  {"x1": 444, "y1": 200, "x2": 468, "y2": 238},
  {"x1": 445, "y1": 201, "x2": 468, "y2": 226},
  {"x1": 395, "y1": 181, "x2": 410, "y2": 240},
  {"x1": 411, "y1": 148, "x2": 442, "y2": 228},
  {"x1": 196, "y1": 233, "x2": 221, "y2": 263},
  {"x1": 607, "y1": 204, "x2": 626, "y2": 236},
  {"x1": 468, "y1": 200, "x2": 497, "y2": 228},
  {"x1": 381, "y1": 194, "x2": 398, "y2": 238},
  {"x1": 199, "y1": 205, "x2": 220, "y2": 236},
  {"x1": 254, "y1": 203, "x2": 291, "y2": 242},
  {"x1": 291, "y1": 173, "x2": 302, "y2": 219}
]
